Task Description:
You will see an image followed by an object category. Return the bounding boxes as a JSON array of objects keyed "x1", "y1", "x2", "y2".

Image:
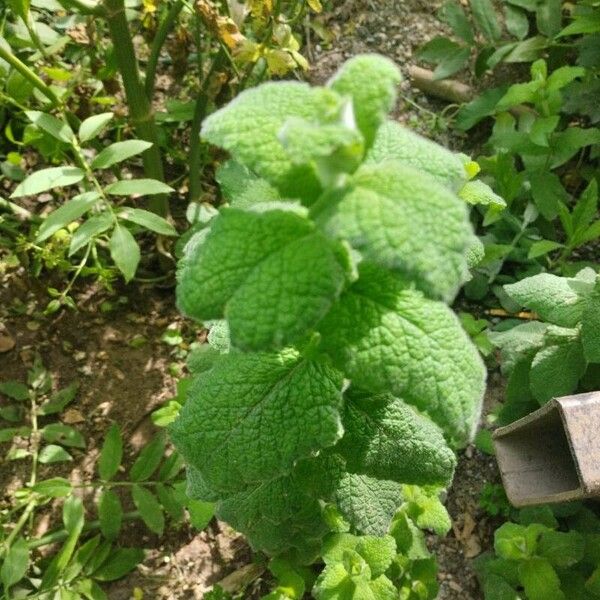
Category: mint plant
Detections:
[
  {"x1": 476, "y1": 503, "x2": 600, "y2": 600},
  {"x1": 170, "y1": 54, "x2": 486, "y2": 576},
  {"x1": 490, "y1": 268, "x2": 600, "y2": 423}
]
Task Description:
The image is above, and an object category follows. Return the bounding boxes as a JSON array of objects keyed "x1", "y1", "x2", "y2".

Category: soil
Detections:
[{"x1": 0, "y1": 0, "x2": 507, "y2": 598}]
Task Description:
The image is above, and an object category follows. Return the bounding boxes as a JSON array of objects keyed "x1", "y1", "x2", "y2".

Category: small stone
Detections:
[{"x1": 63, "y1": 409, "x2": 85, "y2": 424}]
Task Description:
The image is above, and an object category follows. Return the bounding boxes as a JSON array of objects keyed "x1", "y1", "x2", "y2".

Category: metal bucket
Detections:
[{"x1": 492, "y1": 391, "x2": 600, "y2": 507}]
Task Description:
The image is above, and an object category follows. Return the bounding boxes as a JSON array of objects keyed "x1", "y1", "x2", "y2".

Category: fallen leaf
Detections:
[
  {"x1": 0, "y1": 334, "x2": 15, "y2": 353},
  {"x1": 62, "y1": 409, "x2": 85, "y2": 424}
]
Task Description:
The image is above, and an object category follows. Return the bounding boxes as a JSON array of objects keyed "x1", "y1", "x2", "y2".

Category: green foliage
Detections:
[
  {"x1": 490, "y1": 268, "x2": 600, "y2": 419},
  {"x1": 477, "y1": 503, "x2": 600, "y2": 600},
  {"x1": 0, "y1": 357, "x2": 213, "y2": 598},
  {"x1": 171, "y1": 54, "x2": 487, "y2": 574}
]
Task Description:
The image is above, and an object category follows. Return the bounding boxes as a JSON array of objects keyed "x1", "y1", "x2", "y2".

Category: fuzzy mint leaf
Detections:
[
  {"x1": 530, "y1": 332, "x2": 586, "y2": 403},
  {"x1": 314, "y1": 161, "x2": 473, "y2": 302},
  {"x1": 170, "y1": 350, "x2": 344, "y2": 494},
  {"x1": 216, "y1": 469, "x2": 328, "y2": 557},
  {"x1": 332, "y1": 473, "x2": 404, "y2": 537},
  {"x1": 366, "y1": 120, "x2": 468, "y2": 192},
  {"x1": 319, "y1": 264, "x2": 485, "y2": 446},
  {"x1": 337, "y1": 392, "x2": 456, "y2": 486},
  {"x1": 327, "y1": 54, "x2": 401, "y2": 148},
  {"x1": 201, "y1": 81, "x2": 344, "y2": 201},
  {"x1": 176, "y1": 206, "x2": 348, "y2": 350},
  {"x1": 504, "y1": 273, "x2": 590, "y2": 328},
  {"x1": 582, "y1": 279, "x2": 600, "y2": 363}
]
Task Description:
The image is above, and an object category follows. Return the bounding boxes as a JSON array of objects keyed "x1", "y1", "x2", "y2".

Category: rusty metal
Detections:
[{"x1": 492, "y1": 391, "x2": 600, "y2": 507}]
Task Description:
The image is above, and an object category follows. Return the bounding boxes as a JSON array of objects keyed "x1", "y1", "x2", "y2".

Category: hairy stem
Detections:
[
  {"x1": 144, "y1": 0, "x2": 185, "y2": 99},
  {"x1": 103, "y1": 0, "x2": 168, "y2": 216}
]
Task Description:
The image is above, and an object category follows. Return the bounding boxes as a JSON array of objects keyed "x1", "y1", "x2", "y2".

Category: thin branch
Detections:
[
  {"x1": 0, "y1": 45, "x2": 60, "y2": 106},
  {"x1": 144, "y1": 0, "x2": 185, "y2": 99}
]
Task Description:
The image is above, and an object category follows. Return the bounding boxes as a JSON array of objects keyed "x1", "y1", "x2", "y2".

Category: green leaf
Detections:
[
  {"x1": 8, "y1": 0, "x2": 30, "y2": 21},
  {"x1": 401, "y1": 484, "x2": 452, "y2": 535},
  {"x1": 32, "y1": 477, "x2": 72, "y2": 497},
  {"x1": 571, "y1": 180, "x2": 598, "y2": 244},
  {"x1": 42, "y1": 423, "x2": 85, "y2": 448},
  {"x1": 109, "y1": 224, "x2": 140, "y2": 282},
  {"x1": 496, "y1": 81, "x2": 543, "y2": 111},
  {"x1": 319, "y1": 265, "x2": 485, "y2": 446},
  {"x1": 336, "y1": 392, "x2": 456, "y2": 486},
  {"x1": 528, "y1": 240, "x2": 564, "y2": 259},
  {"x1": 433, "y1": 46, "x2": 471, "y2": 80},
  {"x1": 170, "y1": 350, "x2": 344, "y2": 494},
  {"x1": 68, "y1": 213, "x2": 113, "y2": 256},
  {"x1": 538, "y1": 530, "x2": 585, "y2": 567},
  {"x1": 582, "y1": 282, "x2": 600, "y2": 362},
  {"x1": 105, "y1": 179, "x2": 174, "y2": 196},
  {"x1": 366, "y1": 120, "x2": 468, "y2": 191},
  {"x1": 0, "y1": 381, "x2": 29, "y2": 400},
  {"x1": 494, "y1": 523, "x2": 530, "y2": 560},
  {"x1": 10, "y1": 166, "x2": 85, "y2": 198},
  {"x1": 118, "y1": 208, "x2": 177, "y2": 236},
  {"x1": 176, "y1": 206, "x2": 347, "y2": 350},
  {"x1": 328, "y1": 54, "x2": 401, "y2": 147},
  {"x1": 315, "y1": 161, "x2": 474, "y2": 302},
  {"x1": 518, "y1": 557, "x2": 565, "y2": 600},
  {"x1": 536, "y1": 0, "x2": 562, "y2": 38},
  {"x1": 438, "y1": 0, "x2": 474, "y2": 43},
  {"x1": 471, "y1": 0, "x2": 502, "y2": 41},
  {"x1": 41, "y1": 496, "x2": 85, "y2": 590},
  {"x1": 333, "y1": 473, "x2": 403, "y2": 537},
  {"x1": 201, "y1": 81, "x2": 344, "y2": 201},
  {"x1": 558, "y1": 12, "x2": 600, "y2": 37},
  {"x1": 91, "y1": 140, "x2": 153, "y2": 170},
  {"x1": 528, "y1": 171, "x2": 568, "y2": 220},
  {"x1": 355, "y1": 535, "x2": 397, "y2": 578},
  {"x1": 39, "y1": 444, "x2": 72, "y2": 463},
  {"x1": 504, "y1": 273, "x2": 590, "y2": 328},
  {"x1": 129, "y1": 433, "x2": 166, "y2": 481},
  {"x1": 39, "y1": 382, "x2": 79, "y2": 415},
  {"x1": 78, "y1": 113, "x2": 113, "y2": 143},
  {"x1": 505, "y1": 4, "x2": 529, "y2": 39},
  {"x1": 132, "y1": 485, "x2": 164, "y2": 535},
  {"x1": 459, "y1": 179, "x2": 506, "y2": 208},
  {"x1": 93, "y1": 548, "x2": 144, "y2": 581},
  {"x1": 98, "y1": 424, "x2": 122, "y2": 481},
  {"x1": 26, "y1": 111, "x2": 74, "y2": 144},
  {"x1": 187, "y1": 499, "x2": 215, "y2": 530},
  {"x1": 1, "y1": 538, "x2": 29, "y2": 590},
  {"x1": 417, "y1": 36, "x2": 462, "y2": 64},
  {"x1": 36, "y1": 192, "x2": 100, "y2": 242},
  {"x1": 530, "y1": 334, "x2": 586, "y2": 404},
  {"x1": 0, "y1": 426, "x2": 31, "y2": 442}
]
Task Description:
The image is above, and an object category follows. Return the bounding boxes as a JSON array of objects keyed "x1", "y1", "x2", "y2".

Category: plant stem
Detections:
[
  {"x1": 27, "y1": 511, "x2": 140, "y2": 549},
  {"x1": 103, "y1": 0, "x2": 168, "y2": 216},
  {"x1": 0, "y1": 45, "x2": 60, "y2": 106},
  {"x1": 144, "y1": 0, "x2": 185, "y2": 99},
  {"x1": 56, "y1": 0, "x2": 104, "y2": 15},
  {"x1": 188, "y1": 50, "x2": 226, "y2": 203}
]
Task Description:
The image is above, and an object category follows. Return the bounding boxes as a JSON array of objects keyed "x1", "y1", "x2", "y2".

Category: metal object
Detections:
[{"x1": 492, "y1": 391, "x2": 600, "y2": 507}]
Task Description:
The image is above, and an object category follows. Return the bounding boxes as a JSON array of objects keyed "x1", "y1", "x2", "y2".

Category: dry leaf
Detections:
[{"x1": 0, "y1": 334, "x2": 15, "y2": 353}]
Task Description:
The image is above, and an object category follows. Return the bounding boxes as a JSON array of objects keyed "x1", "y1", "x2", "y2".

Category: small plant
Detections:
[
  {"x1": 0, "y1": 357, "x2": 213, "y2": 598},
  {"x1": 479, "y1": 483, "x2": 512, "y2": 519},
  {"x1": 490, "y1": 268, "x2": 600, "y2": 423},
  {"x1": 476, "y1": 503, "x2": 600, "y2": 599},
  {"x1": 8, "y1": 110, "x2": 177, "y2": 308},
  {"x1": 169, "y1": 53, "x2": 487, "y2": 590}
]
